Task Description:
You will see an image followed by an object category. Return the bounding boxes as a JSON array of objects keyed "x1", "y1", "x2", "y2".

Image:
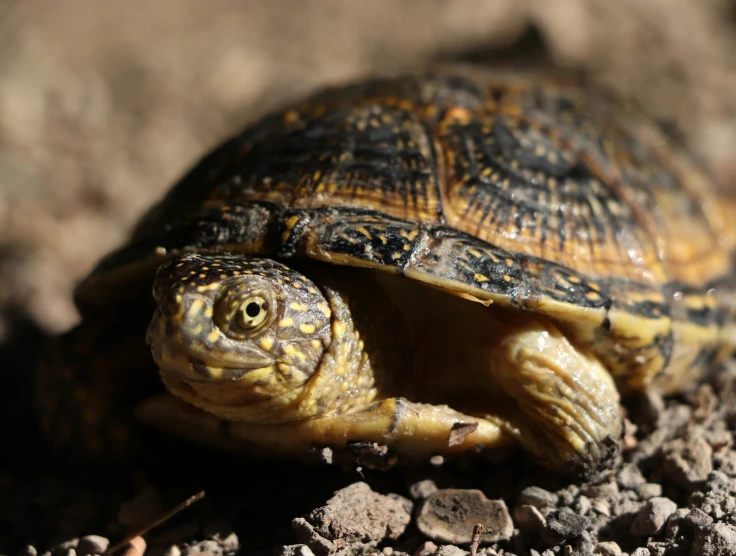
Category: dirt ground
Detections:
[{"x1": 2, "y1": 1, "x2": 736, "y2": 555}]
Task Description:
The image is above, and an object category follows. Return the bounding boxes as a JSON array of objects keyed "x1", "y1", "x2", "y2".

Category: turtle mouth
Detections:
[
  {"x1": 149, "y1": 339, "x2": 273, "y2": 383},
  {"x1": 146, "y1": 307, "x2": 275, "y2": 383}
]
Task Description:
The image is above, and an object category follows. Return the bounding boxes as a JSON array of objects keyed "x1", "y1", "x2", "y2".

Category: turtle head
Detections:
[{"x1": 147, "y1": 254, "x2": 332, "y2": 422}]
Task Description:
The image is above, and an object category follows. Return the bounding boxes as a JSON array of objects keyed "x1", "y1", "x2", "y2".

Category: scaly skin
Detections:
[{"x1": 142, "y1": 253, "x2": 622, "y2": 474}]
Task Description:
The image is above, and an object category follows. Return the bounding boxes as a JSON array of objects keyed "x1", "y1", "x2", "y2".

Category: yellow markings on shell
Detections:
[
  {"x1": 260, "y1": 337, "x2": 274, "y2": 351},
  {"x1": 307, "y1": 286, "x2": 318, "y2": 295},
  {"x1": 187, "y1": 298, "x2": 206, "y2": 318},
  {"x1": 317, "y1": 302, "x2": 331, "y2": 318},
  {"x1": 279, "y1": 317, "x2": 294, "y2": 328},
  {"x1": 568, "y1": 275, "x2": 582, "y2": 284},
  {"x1": 282, "y1": 215, "x2": 301, "y2": 242},
  {"x1": 300, "y1": 323, "x2": 316, "y2": 334},
  {"x1": 474, "y1": 273, "x2": 489, "y2": 283},
  {"x1": 290, "y1": 301, "x2": 308, "y2": 311},
  {"x1": 503, "y1": 275, "x2": 512, "y2": 282},
  {"x1": 399, "y1": 230, "x2": 419, "y2": 241},
  {"x1": 468, "y1": 248, "x2": 482, "y2": 258},
  {"x1": 356, "y1": 226, "x2": 372, "y2": 239},
  {"x1": 207, "y1": 329, "x2": 221, "y2": 343},
  {"x1": 284, "y1": 344, "x2": 307, "y2": 363},
  {"x1": 585, "y1": 291, "x2": 601, "y2": 301},
  {"x1": 311, "y1": 339, "x2": 321, "y2": 350}
]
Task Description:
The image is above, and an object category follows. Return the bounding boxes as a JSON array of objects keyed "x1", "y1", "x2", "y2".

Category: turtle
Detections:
[{"x1": 36, "y1": 64, "x2": 736, "y2": 476}]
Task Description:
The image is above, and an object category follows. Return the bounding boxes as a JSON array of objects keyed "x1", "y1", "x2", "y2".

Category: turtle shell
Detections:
[{"x1": 76, "y1": 65, "x2": 736, "y2": 395}]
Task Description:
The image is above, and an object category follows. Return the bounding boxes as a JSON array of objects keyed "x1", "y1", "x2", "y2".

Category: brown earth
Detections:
[{"x1": 2, "y1": 1, "x2": 736, "y2": 555}]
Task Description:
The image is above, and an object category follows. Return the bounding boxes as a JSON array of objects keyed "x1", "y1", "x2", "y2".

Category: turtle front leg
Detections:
[
  {"x1": 136, "y1": 394, "x2": 517, "y2": 466},
  {"x1": 476, "y1": 309, "x2": 622, "y2": 475}
]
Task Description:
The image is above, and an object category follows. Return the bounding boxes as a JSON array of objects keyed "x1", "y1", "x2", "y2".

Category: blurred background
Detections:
[{"x1": 1, "y1": 0, "x2": 736, "y2": 339}]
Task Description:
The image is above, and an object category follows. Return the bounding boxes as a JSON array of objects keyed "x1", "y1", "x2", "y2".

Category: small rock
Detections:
[
  {"x1": 713, "y1": 449, "x2": 736, "y2": 475},
  {"x1": 417, "y1": 489, "x2": 513, "y2": 544},
  {"x1": 413, "y1": 541, "x2": 438, "y2": 556},
  {"x1": 517, "y1": 486, "x2": 558, "y2": 510},
  {"x1": 661, "y1": 436, "x2": 713, "y2": 490},
  {"x1": 545, "y1": 508, "x2": 588, "y2": 539},
  {"x1": 291, "y1": 519, "x2": 335, "y2": 555},
  {"x1": 17, "y1": 547, "x2": 37, "y2": 556},
  {"x1": 513, "y1": 504, "x2": 546, "y2": 533},
  {"x1": 162, "y1": 546, "x2": 181, "y2": 556},
  {"x1": 410, "y1": 480, "x2": 438, "y2": 501},
  {"x1": 683, "y1": 507, "x2": 714, "y2": 533},
  {"x1": 692, "y1": 522, "x2": 736, "y2": 556},
  {"x1": 436, "y1": 548, "x2": 468, "y2": 556},
  {"x1": 294, "y1": 482, "x2": 412, "y2": 553},
  {"x1": 637, "y1": 483, "x2": 663, "y2": 500},
  {"x1": 280, "y1": 546, "x2": 315, "y2": 556},
  {"x1": 630, "y1": 497, "x2": 677, "y2": 537},
  {"x1": 581, "y1": 482, "x2": 619, "y2": 500},
  {"x1": 576, "y1": 495, "x2": 592, "y2": 516},
  {"x1": 618, "y1": 464, "x2": 646, "y2": 490},
  {"x1": 76, "y1": 536, "x2": 109, "y2": 556},
  {"x1": 52, "y1": 540, "x2": 78, "y2": 556},
  {"x1": 664, "y1": 508, "x2": 689, "y2": 539},
  {"x1": 631, "y1": 548, "x2": 651, "y2": 556},
  {"x1": 594, "y1": 541, "x2": 621, "y2": 556}
]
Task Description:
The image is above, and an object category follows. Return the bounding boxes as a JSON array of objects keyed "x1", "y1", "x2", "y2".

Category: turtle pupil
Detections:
[{"x1": 245, "y1": 302, "x2": 261, "y2": 318}]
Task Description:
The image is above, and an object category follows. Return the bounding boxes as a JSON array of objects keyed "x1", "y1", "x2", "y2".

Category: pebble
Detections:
[
  {"x1": 279, "y1": 546, "x2": 315, "y2": 556},
  {"x1": 631, "y1": 548, "x2": 650, "y2": 556},
  {"x1": 435, "y1": 547, "x2": 468, "y2": 556},
  {"x1": 545, "y1": 508, "x2": 588, "y2": 539},
  {"x1": 413, "y1": 541, "x2": 438, "y2": 556},
  {"x1": 661, "y1": 436, "x2": 713, "y2": 490},
  {"x1": 684, "y1": 507, "x2": 714, "y2": 532},
  {"x1": 630, "y1": 497, "x2": 677, "y2": 537},
  {"x1": 18, "y1": 546, "x2": 37, "y2": 556},
  {"x1": 691, "y1": 522, "x2": 736, "y2": 556},
  {"x1": 637, "y1": 483, "x2": 662, "y2": 500},
  {"x1": 416, "y1": 489, "x2": 513, "y2": 544},
  {"x1": 617, "y1": 464, "x2": 646, "y2": 490},
  {"x1": 594, "y1": 541, "x2": 621, "y2": 556},
  {"x1": 513, "y1": 504, "x2": 546, "y2": 533},
  {"x1": 76, "y1": 535, "x2": 109, "y2": 556},
  {"x1": 517, "y1": 486, "x2": 558, "y2": 510},
  {"x1": 293, "y1": 482, "x2": 412, "y2": 551},
  {"x1": 410, "y1": 480, "x2": 438, "y2": 501}
]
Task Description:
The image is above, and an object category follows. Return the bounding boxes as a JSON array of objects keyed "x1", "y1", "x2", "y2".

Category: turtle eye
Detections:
[{"x1": 237, "y1": 296, "x2": 269, "y2": 330}]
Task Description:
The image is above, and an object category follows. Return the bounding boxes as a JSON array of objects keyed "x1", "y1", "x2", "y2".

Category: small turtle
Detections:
[{"x1": 37, "y1": 65, "x2": 736, "y2": 475}]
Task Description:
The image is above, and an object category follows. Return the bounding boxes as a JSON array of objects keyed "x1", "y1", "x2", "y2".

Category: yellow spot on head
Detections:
[
  {"x1": 290, "y1": 301, "x2": 308, "y2": 311},
  {"x1": 317, "y1": 302, "x2": 331, "y2": 318},
  {"x1": 300, "y1": 323, "x2": 316, "y2": 334},
  {"x1": 279, "y1": 317, "x2": 294, "y2": 328},
  {"x1": 207, "y1": 329, "x2": 221, "y2": 343},
  {"x1": 260, "y1": 337, "x2": 274, "y2": 351}
]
